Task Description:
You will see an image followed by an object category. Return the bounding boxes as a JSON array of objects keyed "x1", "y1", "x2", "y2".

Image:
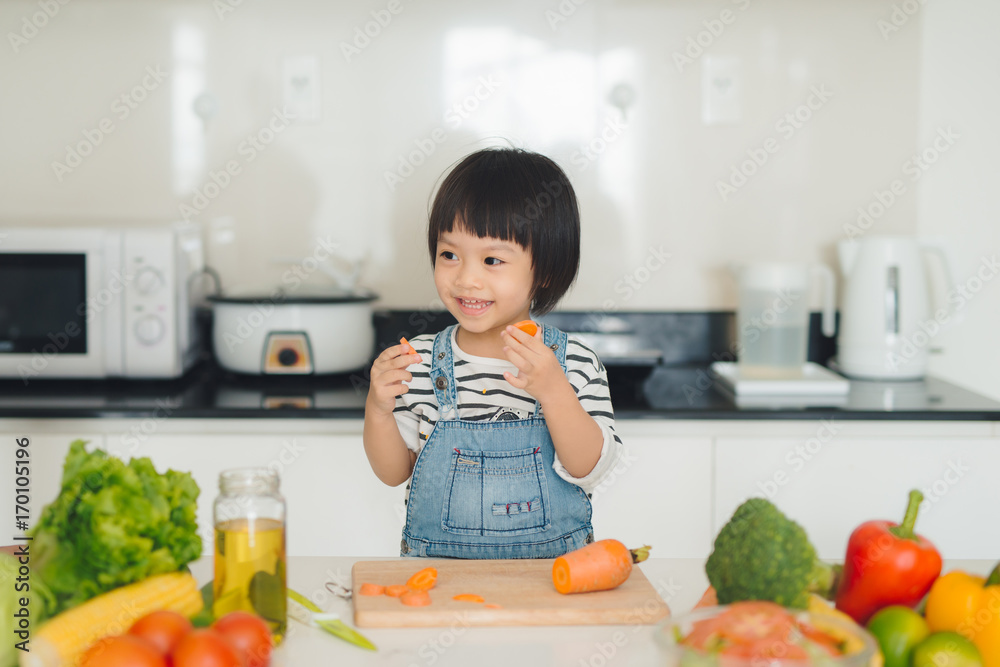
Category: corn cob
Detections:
[{"x1": 21, "y1": 571, "x2": 202, "y2": 667}]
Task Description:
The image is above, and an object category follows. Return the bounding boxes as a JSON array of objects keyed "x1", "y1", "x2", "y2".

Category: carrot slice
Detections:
[
  {"x1": 385, "y1": 584, "x2": 409, "y2": 597},
  {"x1": 452, "y1": 594, "x2": 484, "y2": 603},
  {"x1": 399, "y1": 337, "x2": 417, "y2": 355},
  {"x1": 513, "y1": 320, "x2": 538, "y2": 337},
  {"x1": 484, "y1": 604, "x2": 503, "y2": 609},
  {"x1": 358, "y1": 583, "x2": 385, "y2": 596},
  {"x1": 552, "y1": 539, "x2": 650, "y2": 595},
  {"x1": 400, "y1": 589, "x2": 432, "y2": 606},
  {"x1": 406, "y1": 567, "x2": 438, "y2": 591},
  {"x1": 693, "y1": 585, "x2": 717, "y2": 609}
]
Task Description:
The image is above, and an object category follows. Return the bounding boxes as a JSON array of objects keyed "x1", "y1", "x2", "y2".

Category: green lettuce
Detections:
[{"x1": 29, "y1": 440, "x2": 202, "y2": 620}]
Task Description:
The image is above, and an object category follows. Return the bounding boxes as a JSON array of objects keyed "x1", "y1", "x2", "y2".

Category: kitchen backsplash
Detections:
[{"x1": 2, "y1": 0, "x2": 922, "y2": 312}]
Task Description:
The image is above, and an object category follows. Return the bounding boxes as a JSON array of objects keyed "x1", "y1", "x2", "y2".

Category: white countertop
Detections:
[
  {"x1": 189, "y1": 556, "x2": 710, "y2": 667},
  {"x1": 188, "y1": 557, "x2": 994, "y2": 667}
]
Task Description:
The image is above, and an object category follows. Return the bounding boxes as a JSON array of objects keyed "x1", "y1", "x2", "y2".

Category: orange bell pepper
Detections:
[{"x1": 925, "y1": 569, "x2": 1000, "y2": 667}]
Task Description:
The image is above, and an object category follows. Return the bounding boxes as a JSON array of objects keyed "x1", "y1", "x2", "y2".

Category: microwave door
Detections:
[{"x1": 0, "y1": 248, "x2": 106, "y2": 379}]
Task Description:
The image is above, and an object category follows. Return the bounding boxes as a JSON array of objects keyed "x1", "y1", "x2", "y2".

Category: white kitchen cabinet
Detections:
[
  {"x1": 715, "y1": 435, "x2": 1000, "y2": 560},
  {"x1": 590, "y1": 435, "x2": 714, "y2": 558}
]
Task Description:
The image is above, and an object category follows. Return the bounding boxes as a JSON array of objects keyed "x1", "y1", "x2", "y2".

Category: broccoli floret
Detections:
[{"x1": 705, "y1": 497, "x2": 836, "y2": 609}]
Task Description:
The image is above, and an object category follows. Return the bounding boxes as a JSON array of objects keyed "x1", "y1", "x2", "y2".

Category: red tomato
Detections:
[
  {"x1": 171, "y1": 629, "x2": 244, "y2": 667},
  {"x1": 129, "y1": 610, "x2": 194, "y2": 655},
  {"x1": 80, "y1": 634, "x2": 167, "y2": 667},
  {"x1": 716, "y1": 601, "x2": 795, "y2": 642},
  {"x1": 212, "y1": 612, "x2": 272, "y2": 667}
]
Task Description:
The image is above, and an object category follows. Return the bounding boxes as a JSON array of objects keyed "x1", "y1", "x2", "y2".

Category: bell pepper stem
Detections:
[{"x1": 888, "y1": 489, "x2": 924, "y2": 540}]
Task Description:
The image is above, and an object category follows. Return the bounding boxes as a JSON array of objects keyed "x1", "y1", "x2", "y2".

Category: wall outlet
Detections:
[{"x1": 282, "y1": 55, "x2": 321, "y2": 122}]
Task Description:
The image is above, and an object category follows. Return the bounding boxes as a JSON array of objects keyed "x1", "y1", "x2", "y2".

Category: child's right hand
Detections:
[{"x1": 366, "y1": 343, "x2": 421, "y2": 418}]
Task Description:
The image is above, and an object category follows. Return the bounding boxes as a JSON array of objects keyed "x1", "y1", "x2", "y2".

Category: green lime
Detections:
[
  {"x1": 867, "y1": 605, "x2": 931, "y2": 667},
  {"x1": 912, "y1": 632, "x2": 983, "y2": 667}
]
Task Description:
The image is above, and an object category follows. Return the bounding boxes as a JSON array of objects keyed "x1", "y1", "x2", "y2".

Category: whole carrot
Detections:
[{"x1": 552, "y1": 539, "x2": 651, "y2": 595}]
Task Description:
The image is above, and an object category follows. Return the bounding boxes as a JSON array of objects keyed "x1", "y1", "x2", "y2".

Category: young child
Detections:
[{"x1": 363, "y1": 147, "x2": 624, "y2": 559}]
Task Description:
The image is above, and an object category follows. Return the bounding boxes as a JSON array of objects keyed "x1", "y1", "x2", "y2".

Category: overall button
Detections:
[
  {"x1": 400, "y1": 539, "x2": 410, "y2": 554},
  {"x1": 586, "y1": 532, "x2": 594, "y2": 544},
  {"x1": 437, "y1": 352, "x2": 446, "y2": 360},
  {"x1": 435, "y1": 376, "x2": 447, "y2": 390},
  {"x1": 549, "y1": 343, "x2": 559, "y2": 350}
]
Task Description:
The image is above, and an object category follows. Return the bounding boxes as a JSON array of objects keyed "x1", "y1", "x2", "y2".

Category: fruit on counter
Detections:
[
  {"x1": 835, "y1": 490, "x2": 942, "y2": 625},
  {"x1": 128, "y1": 610, "x2": 194, "y2": 655},
  {"x1": 25, "y1": 571, "x2": 202, "y2": 667},
  {"x1": 912, "y1": 632, "x2": 984, "y2": 667},
  {"x1": 79, "y1": 635, "x2": 166, "y2": 667},
  {"x1": 514, "y1": 320, "x2": 539, "y2": 336},
  {"x1": 29, "y1": 440, "x2": 202, "y2": 621},
  {"x1": 678, "y1": 601, "x2": 851, "y2": 661},
  {"x1": 213, "y1": 611, "x2": 273, "y2": 667},
  {"x1": 705, "y1": 498, "x2": 836, "y2": 609},
  {"x1": 924, "y1": 567, "x2": 1000, "y2": 667},
  {"x1": 865, "y1": 606, "x2": 930, "y2": 667},
  {"x1": 171, "y1": 629, "x2": 243, "y2": 667},
  {"x1": 552, "y1": 539, "x2": 651, "y2": 594}
]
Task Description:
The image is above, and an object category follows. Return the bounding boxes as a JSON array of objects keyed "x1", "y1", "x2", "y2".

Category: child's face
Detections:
[{"x1": 434, "y1": 226, "x2": 534, "y2": 336}]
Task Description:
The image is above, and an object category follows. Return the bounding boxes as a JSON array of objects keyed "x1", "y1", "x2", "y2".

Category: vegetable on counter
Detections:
[
  {"x1": 705, "y1": 498, "x2": 836, "y2": 609},
  {"x1": 552, "y1": 539, "x2": 651, "y2": 595},
  {"x1": 406, "y1": 567, "x2": 438, "y2": 591},
  {"x1": 29, "y1": 440, "x2": 203, "y2": 621},
  {"x1": 835, "y1": 490, "x2": 942, "y2": 625},
  {"x1": 25, "y1": 571, "x2": 202, "y2": 667},
  {"x1": 924, "y1": 565, "x2": 1000, "y2": 667}
]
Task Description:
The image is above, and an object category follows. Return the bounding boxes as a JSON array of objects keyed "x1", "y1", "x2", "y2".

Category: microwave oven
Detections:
[{"x1": 0, "y1": 221, "x2": 204, "y2": 380}]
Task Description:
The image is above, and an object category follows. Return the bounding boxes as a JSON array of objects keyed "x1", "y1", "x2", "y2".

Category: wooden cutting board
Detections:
[{"x1": 351, "y1": 559, "x2": 671, "y2": 627}]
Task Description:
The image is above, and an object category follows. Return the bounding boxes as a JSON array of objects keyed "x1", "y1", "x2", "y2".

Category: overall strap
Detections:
[{"x1": 429, "y1": 324, "x2": 459, "y2": 420}]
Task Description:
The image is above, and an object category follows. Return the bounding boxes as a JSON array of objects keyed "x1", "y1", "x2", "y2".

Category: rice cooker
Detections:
[{"x1": 208, "y1": 289, "x2": 378, "y2": 375}]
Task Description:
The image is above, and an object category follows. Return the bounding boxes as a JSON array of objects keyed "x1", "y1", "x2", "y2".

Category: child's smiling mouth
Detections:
[{"x1": 456, "y1": 297, "x2": 494, "y2": 316}]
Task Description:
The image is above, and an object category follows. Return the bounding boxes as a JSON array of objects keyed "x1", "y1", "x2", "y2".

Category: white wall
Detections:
[
  {"x1": 1, "y1": 0, "x2": 920, "y2": 309},
  {"x1": 917, "y1": 0, "x2": 1000, "y2": 400}
]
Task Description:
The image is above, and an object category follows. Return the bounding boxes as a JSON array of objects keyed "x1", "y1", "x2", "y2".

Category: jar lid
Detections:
[{"x1": 219, "y1": 467, "x2": 279, "y2": 494}]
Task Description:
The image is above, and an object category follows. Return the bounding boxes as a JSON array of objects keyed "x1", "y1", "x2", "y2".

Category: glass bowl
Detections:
[{"x1": 654, "y1": 605, "x2": 879, "y2": 667}]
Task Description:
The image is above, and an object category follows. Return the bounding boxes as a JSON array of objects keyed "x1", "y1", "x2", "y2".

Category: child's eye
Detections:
[
  {"x1": 485, "y1": 257, "x2": 503, "y2": 266},
  {"x1": 440, "y1": 251, "x2": 457, "y2": 261}
]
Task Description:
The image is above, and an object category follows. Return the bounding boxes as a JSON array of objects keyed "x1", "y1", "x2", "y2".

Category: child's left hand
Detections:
[{"x1": 500, "y1": 324, "x2": 570, "y2": 403}]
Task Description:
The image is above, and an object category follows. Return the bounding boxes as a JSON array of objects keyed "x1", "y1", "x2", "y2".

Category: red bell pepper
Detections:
[{"x1": 835, "y1": 490, "x2": 943, "y2": 624}]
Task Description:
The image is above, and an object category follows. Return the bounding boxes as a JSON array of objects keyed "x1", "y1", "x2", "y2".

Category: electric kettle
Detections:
[{"x1": 836, "y1": 236, "x2": 954, "y2": 380}]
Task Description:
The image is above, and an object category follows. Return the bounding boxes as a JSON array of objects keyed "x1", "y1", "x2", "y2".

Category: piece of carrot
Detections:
[
  {"x1": 399, "y1": 337, "x2": 417, "y2": 355},
  {"x1": 385, "y1": 584, "x2": 409, "y2": 598},
  {"x1": 513, "y1": 320, "x2": 538, "y2": 337},
  {"x1": 552, "y1": 539, "x2": 652, "y2": 595},
  {"x1": 693, "y1": 585, "x2": 717, "y2": 609},
  {"x1": 406, "y1": 567, "x2": 438, "y2": 591},
  {"x1": 400, "y1": 589, "x2": 432, "y2": 606},
  {"x1": 452, "y1": 594, "x2": 484, "y2": 603},
  {"x1": 358, "y1": 583, "x2": 385, "y2": 596},
  {"x1": 484, "y1": 604, "x2": 503, "y2": 609}
]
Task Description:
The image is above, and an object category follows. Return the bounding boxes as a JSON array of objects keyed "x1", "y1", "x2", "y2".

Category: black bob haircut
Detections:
[{"x1": 427, "y1": 147, "x2": 581, "y2": 316}]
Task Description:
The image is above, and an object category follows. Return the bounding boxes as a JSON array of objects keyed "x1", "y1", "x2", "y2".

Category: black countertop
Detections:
[{"x1": 0, "y1": 359, "x2": 997, "y2": 421}]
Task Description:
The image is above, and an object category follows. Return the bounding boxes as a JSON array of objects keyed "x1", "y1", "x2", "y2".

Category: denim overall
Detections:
[{"x1": 401, "y1": 324, "x2": 594, "y2": 559}]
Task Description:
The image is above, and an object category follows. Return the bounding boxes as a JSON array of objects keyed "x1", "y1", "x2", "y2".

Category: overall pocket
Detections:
[{"x1": 442, "y1": 447, "x2": 550, "y2": 536}]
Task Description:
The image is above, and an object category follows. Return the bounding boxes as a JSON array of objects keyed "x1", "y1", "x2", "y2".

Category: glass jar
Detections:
[{"x1": 213, "y1": 468, "x2": 287, "y2": 643}]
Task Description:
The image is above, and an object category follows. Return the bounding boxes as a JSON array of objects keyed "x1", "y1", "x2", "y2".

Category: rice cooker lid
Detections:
[{"x1": 207, "y1": 288, "x2": 378, "y2": 305}]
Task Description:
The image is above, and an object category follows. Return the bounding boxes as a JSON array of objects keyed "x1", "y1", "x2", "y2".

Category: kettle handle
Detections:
[
  {"x1": 811, "y1": 263, "x2": 837, "y2": 337},
  {"x1": 920, "y1": 239, "x2": 958, "y2": 325}
]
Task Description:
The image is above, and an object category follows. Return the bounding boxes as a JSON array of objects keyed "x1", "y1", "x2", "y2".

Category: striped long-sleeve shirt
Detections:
[{"x1": 392, "y1": 326, "x2": 624, "y2": 493}]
